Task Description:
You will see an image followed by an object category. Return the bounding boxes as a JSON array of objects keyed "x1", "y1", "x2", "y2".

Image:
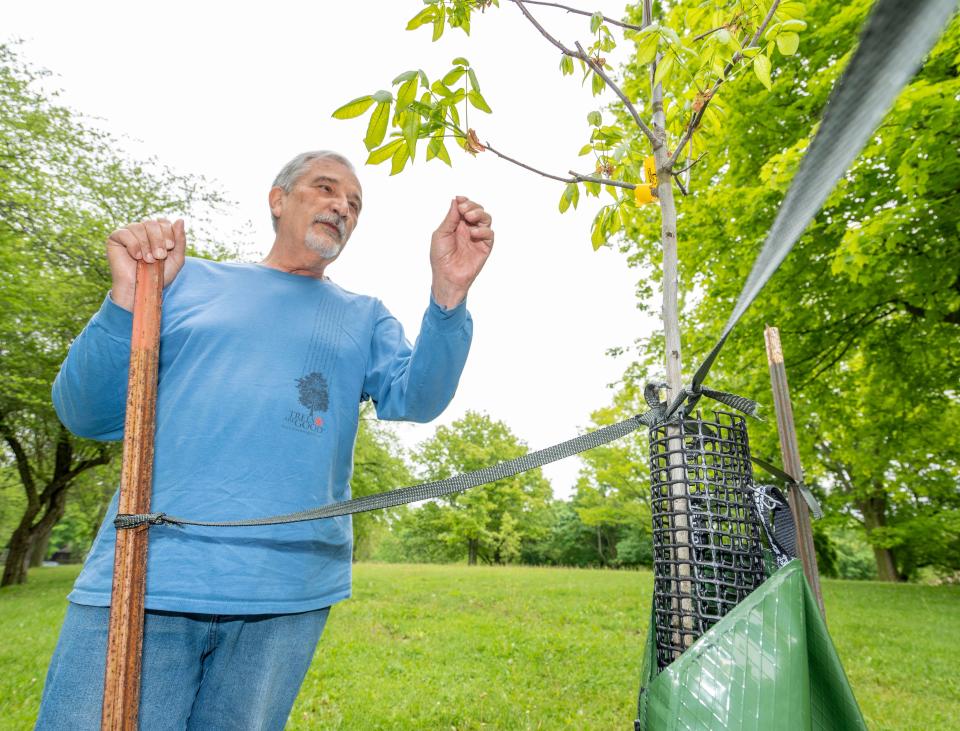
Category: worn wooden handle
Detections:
[{"x1": 101, "y1": 260, "x2": 163, "y2": 730}]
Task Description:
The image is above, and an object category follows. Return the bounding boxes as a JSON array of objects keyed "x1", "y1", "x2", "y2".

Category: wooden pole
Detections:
[
  {"x1": 101, "y1": 260, "x2": 163, "y2": 730},
  {"x1": 764, "y1": 325, "x2": 826, "y2": 619}
]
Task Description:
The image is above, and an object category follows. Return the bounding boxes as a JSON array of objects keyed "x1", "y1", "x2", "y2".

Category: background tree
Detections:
[
  {"x1": 0, "y1": 43, "x2": 226, "y2": 585},
  {"x1": 411, "y1": 411, "x2": 553, "y2": 565},
  {"x1": 572, "y1": 383, "x2": 651, "y2": 566},
  {"x1": 351, "y1": 406, "x2": 416, "y2": 560}
]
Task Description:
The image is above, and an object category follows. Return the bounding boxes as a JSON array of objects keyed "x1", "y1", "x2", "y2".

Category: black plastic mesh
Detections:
[{"x1": 648, "y1": 410, "x2": 766, "y2": 669}]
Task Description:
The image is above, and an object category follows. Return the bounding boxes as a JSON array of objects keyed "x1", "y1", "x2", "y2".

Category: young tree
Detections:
[
  {"x1": 0, "y1": 44, "x2": 224, "y2": 585},
  {"x1": 618, "y1": 0, "x2": 960, "y2": 580}
]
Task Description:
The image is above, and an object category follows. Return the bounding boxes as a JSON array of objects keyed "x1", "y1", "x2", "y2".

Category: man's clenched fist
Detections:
[{"x1": 106, "y1": 218, "x2": 186, "y2": 311}]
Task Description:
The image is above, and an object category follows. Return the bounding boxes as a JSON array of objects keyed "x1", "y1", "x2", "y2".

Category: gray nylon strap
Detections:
[{"x1": 116, "y1": 416, "x2": 645, "y2": 529}]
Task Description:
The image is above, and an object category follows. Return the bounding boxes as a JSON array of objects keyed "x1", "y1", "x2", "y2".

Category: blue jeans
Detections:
[{"x1": 36, "y1": 602, "x2": 329, "y2": 730}]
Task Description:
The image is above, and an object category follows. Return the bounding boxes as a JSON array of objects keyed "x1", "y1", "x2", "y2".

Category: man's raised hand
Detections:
[
  {"x1": 106, "y1": 218, "x2": 187, "y2": 312},
  {"x1": 430, "y1": 196, "x2": 494, "y2": 309}
]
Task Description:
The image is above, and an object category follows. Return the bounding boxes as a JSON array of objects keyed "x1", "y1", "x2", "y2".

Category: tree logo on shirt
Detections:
[{"x1": 284, "y1": 371, "x2": 330, "y2": 435}]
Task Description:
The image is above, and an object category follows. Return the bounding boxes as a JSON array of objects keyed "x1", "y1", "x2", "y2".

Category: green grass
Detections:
[{"x1": 1, "y1": 564, "x2": 958, "y2": 730}]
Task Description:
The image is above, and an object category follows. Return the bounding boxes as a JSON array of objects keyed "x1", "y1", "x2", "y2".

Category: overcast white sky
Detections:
[{"x1": 7, "y1": 1, "x2": 658, "y2": 498}]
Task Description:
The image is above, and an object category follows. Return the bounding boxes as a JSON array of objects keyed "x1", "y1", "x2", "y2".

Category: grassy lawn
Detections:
[{"x1": 1, "y1": 563, "x2": 958, "y2": 729}]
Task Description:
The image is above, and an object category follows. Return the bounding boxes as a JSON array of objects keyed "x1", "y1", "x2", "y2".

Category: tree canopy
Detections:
[{"x1": 0, "y1": 43, "x2": 224, "y2": 584}]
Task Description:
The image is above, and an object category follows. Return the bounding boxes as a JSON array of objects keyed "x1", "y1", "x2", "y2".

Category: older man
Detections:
[{"x1": 36, "y1": 150, "x2": 493, "y2": 729}]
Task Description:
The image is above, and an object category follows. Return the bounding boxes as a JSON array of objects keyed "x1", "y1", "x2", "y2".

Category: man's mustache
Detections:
[{"x1": 313, "y1": 214, "x2": 346, "y2": 241}]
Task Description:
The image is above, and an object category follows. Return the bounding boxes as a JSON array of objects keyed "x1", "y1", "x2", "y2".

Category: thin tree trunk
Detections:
[
  {"x1": 645, "y1": 0, "x2": 690, "y2": 660},
  {"x1": 468, "y1": 539, "x2": 478, "y2": 566}
]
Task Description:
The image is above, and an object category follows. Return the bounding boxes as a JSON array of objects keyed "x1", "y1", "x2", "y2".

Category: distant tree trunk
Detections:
[
  {"x1": 596, "y1": 526, "x2": 605, "y2": 565},
  {"x1": 28, "y1": 527, "x2": 53, "y2": 567},
  {"x1": 859, "y1": 491, "x2": 902, "y2": 582},
  {"x1": 467, "y1": 539, "x2": 478, "y2": 566},
  {"x1": 1, "y1": 421, "x2": 110, "y2": 587},
  {"x1": 2, "y1": 522, "x2": 34, "y2": 585},
  {"x1": 28, "y1": 490, "x2": 69, "y2": 567}
]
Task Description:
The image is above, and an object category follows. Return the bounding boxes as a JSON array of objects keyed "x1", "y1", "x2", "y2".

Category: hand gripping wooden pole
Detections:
[
  {"x1": 764, "y1": 325, "x2": 826, "y2": 620},
  {"x1": 101, "y1": 260, "x2": 164, "y2": 730}
]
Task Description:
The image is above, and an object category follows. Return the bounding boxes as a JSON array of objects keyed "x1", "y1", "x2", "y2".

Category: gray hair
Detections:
[{"x1": 270, "y1": 150, "x2": 357, "y2": 231}]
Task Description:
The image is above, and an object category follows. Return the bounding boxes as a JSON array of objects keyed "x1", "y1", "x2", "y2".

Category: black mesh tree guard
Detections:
[{"x1": 648, "y1": 409, "x2": 767, "y2": 669}]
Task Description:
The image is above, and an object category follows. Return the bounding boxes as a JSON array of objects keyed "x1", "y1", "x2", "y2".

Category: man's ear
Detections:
[{"x1": 268, "y1": 186, "x2": 285, "y2": 223}]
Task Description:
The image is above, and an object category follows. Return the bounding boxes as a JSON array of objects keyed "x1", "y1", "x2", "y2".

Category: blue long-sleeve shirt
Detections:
[{"x1": 54, "y1": 257, "x2": 471, "y2": 614}]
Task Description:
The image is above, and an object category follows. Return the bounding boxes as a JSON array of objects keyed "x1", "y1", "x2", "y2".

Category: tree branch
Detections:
[
  {"x1": 512, "y1": 0, "x2": 659, "y2": 147},
  {"x1": 483, "y1": 141, "x2": 576, "y2": 183},
  {"x1": 0, "y1": 416, "x2": 37, "y2": 505},
  {"x1": 672, "y1": 151, "x2": 709, "y2": 176},
  {"x1": 668, "y1": 0, "x2": 782, "y2": 171},
  {"x1": 568, "y1": 171, "x2": 637, "y2": 190},
  {"x1": 575, "y1": 41, "x2": 659, "y2": 147},
  {"x1": 503, "y1": 0, "x2": 644, "y2": 32},
  {"x1": 482, "y1": 140, "x2": 637, "y2": 190}
]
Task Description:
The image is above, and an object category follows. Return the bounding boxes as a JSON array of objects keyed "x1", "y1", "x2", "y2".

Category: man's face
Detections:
[{"x1": 272, "y1": 158, "x2": 363, "y2": 260}]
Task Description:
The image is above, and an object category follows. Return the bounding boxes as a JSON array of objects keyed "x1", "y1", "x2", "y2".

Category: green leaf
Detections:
[
  {"x1": 392, "y1": 70, "x2": 419, "y2": 85},
  {"x1": 578, "y1": 143, "x2": 594, "y2": 156},
  {"x1": 661, "y1": 26, "x2": 681, "y2": 47},
  {"x1": 372, "y1": 89, "x2": 393, "y2": 104},
  {"x1": 608, "y1": 206, "x2": 622, "y2": 235},
  {"x1": 467, "y1": 68, "x2": 481, "y2": 93},
  {"x1": 591, "y1": 208, "x2": 607, "y2": 250},
  {"x1": 406, "y1": 6, "x2": 436, "y2": 30},
  {"x1": 780, "y1": 20, "x2": 807, "y2": 32},
  {"x1": 402, "y1": 112, "x2": 421, "y2": 158},
  {"x1": 467, "y1": 90, "x2": 492, "y2": 113},
  {"x1": 435, "y1": 138, "x2": 452, "y2": 165},
  {"x1": 716, "y1": 28, "x2": 732, "y2": 46},
  {"x1": 559, "y1": 182, "x2": 578, "y2": 213},
  {"x1": 753, "y1": 54, "x2": 772, "y2": 90},
  {"x1": 777, "y1": 32, "x2": 800, "y2": 56},
  {"x1": 366, "y1": 138, "x2": 405, "y2": 165},
  {"x1": 418, "y1": 70, "x2": 430, "y2": 88},
  {"x1": 590, "y1": 12, "x2": 603, "y2": 34},
  {"x1": 432, "y1": 10, "x2": 445, "y2": 41},
  {"x1": 331, "y1": 95, "x2": 375, "y2": 120},
  {"x1": 636, "y1": 32, "x2": 658, "y2": 65},
  {"x1": 653, "y1": 55, "x2": 674, "y2": 88},
  {"x1": 431, "y1": 81, "x2": 454, "y2": 98},
  {"x1": 778, "y1": 2, "x2": 807, "y2": 20},
  {"x1": 452, "y1": 56, "x2": 470, "y2": 67},
  {"x1": 587, "y1": 110, "x2": 602, "y2": 126},
  {"x1": 397, "y1": 77, "x2": 419, "y2": 109},
  {"x1": 364, "y1": 102, "x2": 391, "y2": 150},
  {"x1": 591, "y1": 71, "x2": 605, "y2": 96},
  {"x1": 560, "y1": 55, "x2": 575, "y2": 76},
  {"x1": 390, "y1": 143, "x2": 410, "y2": 175},
  {"x1": 443, "y1": 68, "x2": 466, "y2": 86}
]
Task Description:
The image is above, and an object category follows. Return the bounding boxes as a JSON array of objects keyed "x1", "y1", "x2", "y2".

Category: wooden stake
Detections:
[
  {"x1": 764, "y1": 325, "x2": 826, "y2": 619},
  {"x1": 101, "y1": 261, "x2": 163, "y2": 730}
]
